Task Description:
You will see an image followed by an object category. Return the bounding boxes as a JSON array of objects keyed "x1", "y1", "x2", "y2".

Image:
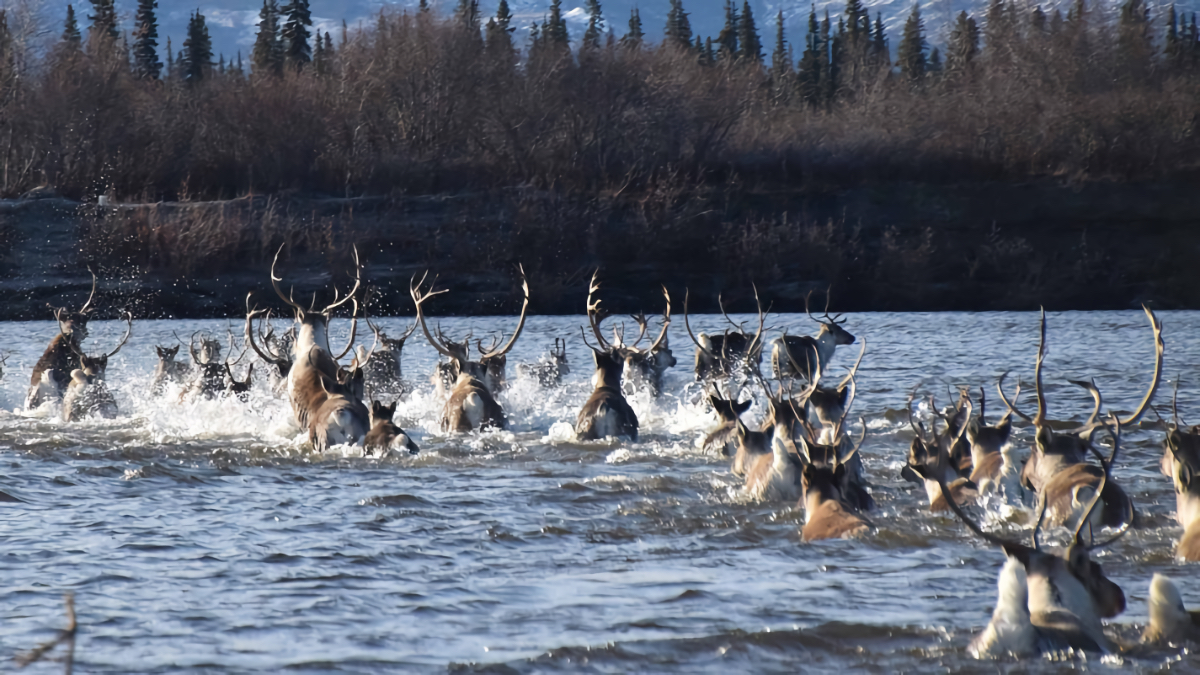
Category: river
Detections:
[{"x1": 1, "y1": 311, "x2": 1196, "y2": 673}]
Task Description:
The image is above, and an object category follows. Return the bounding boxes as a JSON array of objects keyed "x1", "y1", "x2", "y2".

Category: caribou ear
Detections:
[
  {"x1": 1001, "y1": 544, "x2": 1034, "y2": 566},
  {"x1": 995, "y1": 417, "x2": 1012, "y2": 443},
  {"x1": 735, "y1": 399, "x2": 752, "y2": 415},
  {"x1": 837, "y1": 384, "x2": 850, "y2": 406},
  {"x1": 1179, "y1": 462, "x2": 1194, "y2": 491}
]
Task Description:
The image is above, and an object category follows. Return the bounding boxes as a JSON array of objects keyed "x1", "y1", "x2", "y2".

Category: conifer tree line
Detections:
[{"x1": 0, "y1": 0, "x2": 1197, "y2": 200}]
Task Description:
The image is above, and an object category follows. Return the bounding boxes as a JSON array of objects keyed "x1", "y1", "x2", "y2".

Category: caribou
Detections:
[
  {"x1": 1156, "y1": 388, "x2": 1200, "y2": 561},
  {"x1": 181, "y1": 330, "x2": 248, "y2": 401},
  {"x1": 151, "y1": 343, "x2": 190, "y2": 394},
  {"x1": 575, "y1": 274, "x2": 668, "y2": 441},
  {"x1": 61, "y1": 311, "x2": 132, "y2": 422},
  {"x1": 410, "y1": 270, "x2": 528, "y2": 433},
  {"x1": 621, "y1": 311, "x2": 677, "y2": 397},
  {"x1": 939, "y1": 416, "x2": 1129, "y2": 658},
  {"x1": 964, "y1": 386, "x2": 1021, "y2": 498},
  {"x1": 700, "y1": 385, "x2": 751, "y2": 461},
  {"x1": 0, "y1": 351, "x2": 8, "y2": 381},
  {"x1": 770, "y1": 290, "x2": 856, "y2": 382},
  {"x1": 683, "y1": 289, "x2": 766, "y2": 384},
  {"x1": 517, "y1": 338, "x2": 571, "y2": 387},
  {"x1": 268, "y1": 245, "x2": 369, "y2": 449},
  {"x1": 27, "y1": 269, "x2": 100, "y2": 410},
  {"x1": 742, "y1": 382, "x2": 814, "y2": 503},
  {"x1": 794, "y1": 409, "x2": 871, "y2": 542},
  {"x1": 364, "y1": 400, "x2": 420, "y2": 456},
  {"x1": 801, "y1": 340, "x2": 873, "y2": 511},
  {"x1": 357, "y1": 315, "x2": 417, "y2": 401},
  {"x1": 1142, "y1": 574, "x2": 1200, "y2": 645},
  {"x1": 997, "y1": 307, "x2": 1161, "y2": 529},
  {"x1": 904, "y1": 392, "x2": 979, "y2": 512}
]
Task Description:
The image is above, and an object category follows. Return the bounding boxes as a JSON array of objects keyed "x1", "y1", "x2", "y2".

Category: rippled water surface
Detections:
[{"x1": 1, "y1": 311, "x2": 1198, "y2": 673}]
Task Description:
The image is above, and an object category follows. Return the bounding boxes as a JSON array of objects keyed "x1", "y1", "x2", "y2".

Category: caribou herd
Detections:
[{"x1": 10, "y1": 253, "x2": 1200, "y2": 659}]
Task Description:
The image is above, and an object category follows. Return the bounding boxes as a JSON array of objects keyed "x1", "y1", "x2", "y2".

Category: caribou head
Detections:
[
  {"x1": 269, "y1": 244, "x2": 361, "y2": 365},
  {"x1": 518, "y1": 338, "x2": 571, "y2": 387},
  {"x1": 357, "y1": 315, "x2": 417, "y2": 399},
  {"x1": 621, "y1": 305, "x2": 676, "y2": 397}
]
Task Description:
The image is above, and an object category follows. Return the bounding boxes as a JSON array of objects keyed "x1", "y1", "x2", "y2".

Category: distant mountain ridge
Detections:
[{"x1": 67, "y1": 1, "x2": 1200, "y2": 67}]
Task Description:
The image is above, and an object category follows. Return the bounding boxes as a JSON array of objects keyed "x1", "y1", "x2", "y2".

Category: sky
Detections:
[{"x1": 30, "y1": 0, "x2": 1200, "y2": 65}]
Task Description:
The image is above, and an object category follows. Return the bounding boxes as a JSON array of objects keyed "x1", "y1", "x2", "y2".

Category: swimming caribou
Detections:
[
  {"x1": 938, "y1": 416, "x2": 1130, "y2": 658},
  {"x1": 683, "y1": 288, "x2": 766, "y2": 384},
  {"x1": 998, "y1": 307, "x2": 1161, "y2": 530},
  {"x1": 27, "y1": 269, "x2": 101, "y2": 410},
  {"x1": 410, "y1": 268, "x2": 530, "y2": 433},
  {"x1": 268, "y1": 245, "x2": 369, "y2": 450},
  {"x1": 61, "y1": 311, "x2": 132, "y2": 422},
  {"x1": 770, "y1": 290, "x2": 856, "y2": 382},
  {"x1": 575, "y1": 272, "x2": 668, "y2": 441},
  {"x1": 1155, "y1": 386, "x2": 1200, "y2": 561}
]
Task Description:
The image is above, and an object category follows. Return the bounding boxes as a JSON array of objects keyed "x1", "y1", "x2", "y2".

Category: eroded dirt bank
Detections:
[{"x1": 1, "y1": 179, "x2": 1198, "y2": 320}]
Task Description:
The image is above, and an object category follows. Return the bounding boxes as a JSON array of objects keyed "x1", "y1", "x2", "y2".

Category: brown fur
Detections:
[
  {"x1": 801, "y1": 498, "x2": 871, "y2": 542},
  {"x1": 575, "y1": 349, "x2": 638, "y2": 441},
  {"x1": 930, "y1": 477, "x2": 979, "y2": 513},
  {"x1": 443, "y1": 373, "x2": 506, "y2": 433},
  {"x1": 27, "y1": 333, "x2": 83, "y2": 408},
  {"x1": 365, "y1": 401, "x2": 419, "y2": 455},
  {"x1": 969, "y1": 451, "x2": 1005, "y2": 486},
  {"x1": 1039, "y1": 463, "x2": 1130, "y2": 529}
]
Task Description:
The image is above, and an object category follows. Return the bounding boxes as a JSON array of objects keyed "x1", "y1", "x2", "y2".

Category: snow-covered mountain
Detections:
[{"x1": 45, "y1": 1, "x2": 1200, "y2": 65}]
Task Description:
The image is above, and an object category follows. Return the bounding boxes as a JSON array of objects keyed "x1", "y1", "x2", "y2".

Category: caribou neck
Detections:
[
  {"x1": 294, "y1": 317, "x2": 332, "y2": 359},
  {"x1": 813, "y1": 326, "x2": 840, "y2": 368},
  {"x1": 1177, "y1": 489, "x2": 1200, "y2": 530},
  {"x1": 802, "y1": 479, "x2": 841, "y2": 523},
  {"x1": 1023, "y1": 554, "x2": 1111, "y2": 650}
]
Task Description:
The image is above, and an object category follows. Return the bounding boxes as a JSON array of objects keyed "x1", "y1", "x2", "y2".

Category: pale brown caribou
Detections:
[
  {"x1": 964, "y1": 386, "x2": 1020, "y2": 498},
  {"x1": 517, "y1": 338, "x2": 570, "y2": 387},
  {"x1": 61, "y1": 311, "x2": 132, "y2": 422},
  {"x1": 410, "y1": 269, "x2": 530, "y2": 433},
  {"x1": 269, "y1": 245, "x2": 369, "y2": 449},
  {"x1": 1155, "y1": 387, "x2": 1200, "y2": 561},
  {"x1": 151, "y1": 342, "x2": 190, "y2": 394},
  {"x1": 364, "y1": 400, "x2": 420, "y2": 456},
  {"x1": 997, "y1": 307, "x2": 1161, "y2": 530},
  {"x1": 938, "y1": 416, "x2": 1130, "y2": 658},
  {"x1": 1142, "y1": 574, "x2": 1200, "y2": 645},
  {"x1": 741, "y1": 381, "x2": 816, "y2": 503},
  {"x1": 770, "y1": 290, "x2": 856, "y2": 382},
  {"x1": 357, "y1": 315, "x2": 417, "y2": 400},
  {"x1": 575, "y1": 273, "x2": 669, "y2": 441},
  {"x1": 794, "y1": 405, "x2": 871, "y2": 542},
  {"x1": 621, "y1": 311, "x2": 676, "y2": 397},
  {"x1": 904, "y1": 392, "x2": 979, "y2": 512},
  {"x1": 683, "y1": 289, "x2": 766, "y2": 383},
  {"x1": 27, "y1": 269, "x2": 100, "y2": 410}
]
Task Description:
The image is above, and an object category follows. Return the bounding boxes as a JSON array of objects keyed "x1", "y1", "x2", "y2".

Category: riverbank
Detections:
[{"x1": 1, "y1": 178, "x2": 1198, "y2": 319}]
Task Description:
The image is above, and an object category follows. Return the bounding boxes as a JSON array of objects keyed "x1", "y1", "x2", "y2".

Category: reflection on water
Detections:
[{"x1": 1, "y1": 311, "x2": 1197, "y2": 672}]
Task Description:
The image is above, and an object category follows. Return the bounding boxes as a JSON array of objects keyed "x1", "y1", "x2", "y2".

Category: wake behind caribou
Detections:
[{"x1": 10, "y1": 261, "x2": 1200, "y2": 663}]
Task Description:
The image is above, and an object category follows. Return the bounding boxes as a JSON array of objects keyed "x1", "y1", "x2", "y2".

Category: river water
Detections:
[{"x1": 1, "y1": 311, "x2": 1197, "y2": 673}]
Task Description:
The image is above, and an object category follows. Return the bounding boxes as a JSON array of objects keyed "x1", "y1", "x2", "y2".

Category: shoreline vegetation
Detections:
[{"x1": 1, "y1": 1, "x2": 1199, "y2": 317}]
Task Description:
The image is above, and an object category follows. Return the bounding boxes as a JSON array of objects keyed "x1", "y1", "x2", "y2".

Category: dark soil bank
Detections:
[{"x1": 2, "y1": 179, "x2": 1198, "y2": 320}]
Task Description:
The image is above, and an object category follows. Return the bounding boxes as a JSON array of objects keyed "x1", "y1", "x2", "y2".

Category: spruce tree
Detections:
[
  {"x1": 1166, "y1": 4, "x2": 1179, "y2": 63},
  {"x1": 897, "y1": 2, "x2": 926, "y2": 83},
  {"x1": 798, "y1": 6, "x2": 820, "y2": 104},
  {"x1": 871, "y1": 13, "x2": 887, "y2": 64},
  {"x1": 817, "y1": 11, "x2": 833, "y2": 102},
  {"x1": 927, "y1": 46, "x2": 941, "y2": 73},
  {"x1": 486, "y1": 0, "x2": 517, "y2": 63},
  {"x1": 947, "y1": 11, "x2": 979, "y2": 72},
  {"x1": 253, "y1": 0, "x2": 282, "y2": 75},
  {"x1": 133, "y1": 0, "x2": 162, "y2": 79},
  {"x1": 772, "y1": 10, "x2": 790, "y2": 75},
  {"x1": 621, "y1": 7, "x2": 644, "y2": 49},
  {"x1": 455, "y1": 0, "x2": 481, "y2": 30},
  {"x1": 544, "y1": 0, "x2": 570, "y2": 54},
  {"x1": 582, "y1": 0, "x2": 604, "y2": 50},
  {"x1": 1118, "y1": 0, "x2": 1153, "y2": 77},
  {"x1": 62, "y1": 5, "x2": 83, "y2": 51},
  {"x1": 165, "y1": 36, "x2": 173, "y2": 77},
  {"x1": 717, "y1": 1, "x2": 738, "y2": 60},
  {"x1": 664, "y1": 0, "x2": 693, "y2": 50},
  {"x1": 281, "y1": 0, "x2": 313, "y2": 68},
  {"x1": 737, "y1": 1, "x2": 762, "y2": 62},
  {"x1": 88, "y1": 0, "x2": 119, "y2": 46},
  {"x1": 182, "y1": 10, "x2": 213, "y2": 83}
]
